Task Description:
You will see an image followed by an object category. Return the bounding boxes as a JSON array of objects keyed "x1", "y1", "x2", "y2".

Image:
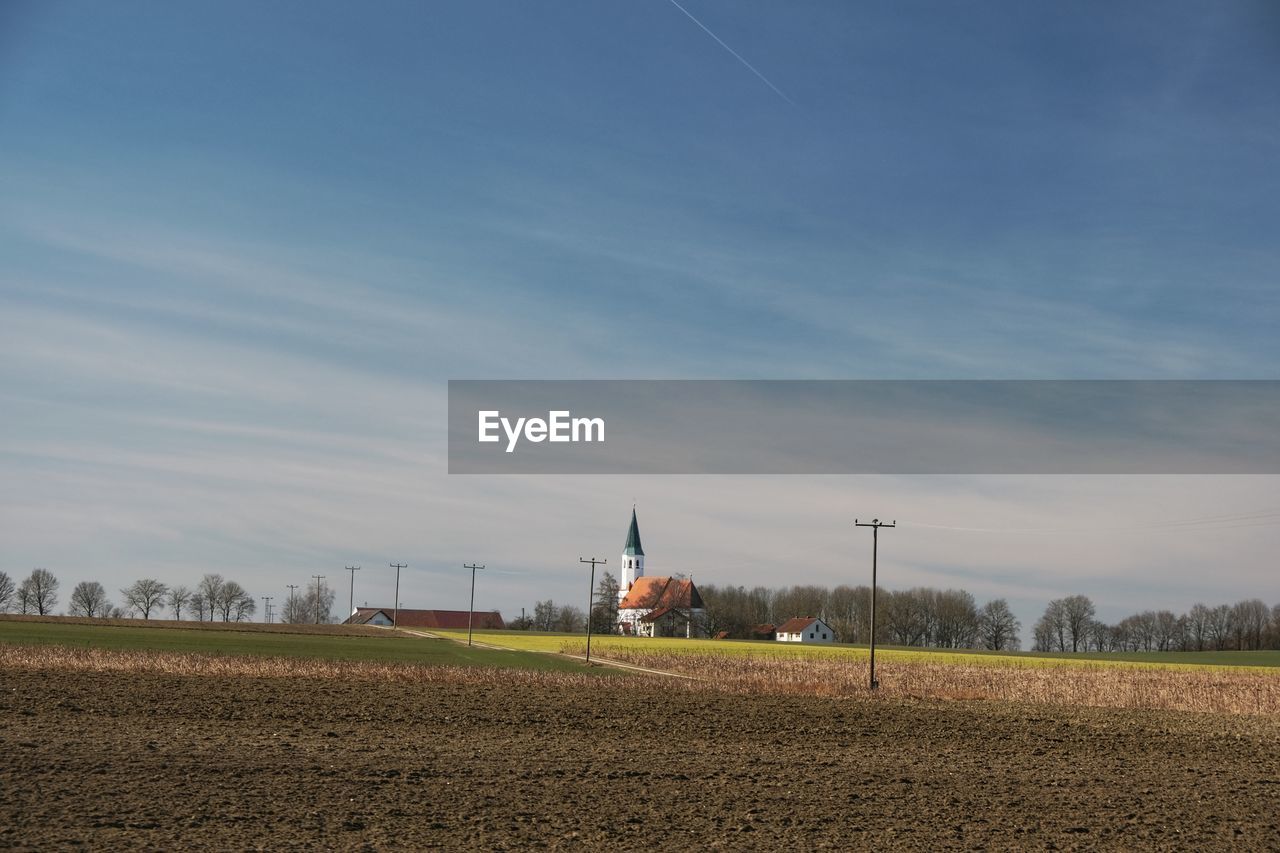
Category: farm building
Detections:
[
  {"x1": 775, "y1": 617, "x2": 835, "y2": 644},
  {"x1": 615, "y1": 508, "x2": 706, "y2": 637},
  {"x1": 345, "y1": 608, "x2": 505, "y2": 630}
]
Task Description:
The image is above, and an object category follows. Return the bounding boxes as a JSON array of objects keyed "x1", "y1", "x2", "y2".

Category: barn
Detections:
[{"x1": 345, "y1": 608, "x2": 505, "y2": 630}]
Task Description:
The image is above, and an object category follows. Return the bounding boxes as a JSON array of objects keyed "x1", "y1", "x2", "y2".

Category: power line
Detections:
[
  {"x1": 901, "y1": 506, "x2": 1280, "y2": 535},
  {"x1": 286, "y1": 584, "x2": 299, "y2": 623}
]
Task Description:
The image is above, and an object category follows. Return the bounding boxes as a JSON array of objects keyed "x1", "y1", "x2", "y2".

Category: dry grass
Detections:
[
  {"x1": 564, "y1": 643, "x2": 1280, "y2": 715},
  {"x1": 10, "y1": 638, "x2": 1277, "y2": 716},
  {"x1": 0, "y1": 643, "x2": 625, "y2": 689},
  {"x1": 0, "y1": 614, "x2": 405, "y2": 638}
]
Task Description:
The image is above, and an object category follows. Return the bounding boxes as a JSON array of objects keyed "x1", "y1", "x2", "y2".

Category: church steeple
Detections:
[
  {"x1": 623, "y1": 507, "x2": 644, "y2": 557},
  {"x1": 620, "y1": 507, "x2": 645, "y2": 597}
]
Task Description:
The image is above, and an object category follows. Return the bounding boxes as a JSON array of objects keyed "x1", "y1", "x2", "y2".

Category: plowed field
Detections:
[{"x1": 2, "y1": 666, "x2": 1278, "y2": 850}]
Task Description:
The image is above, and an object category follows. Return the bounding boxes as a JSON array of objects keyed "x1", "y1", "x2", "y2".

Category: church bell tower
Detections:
[{"x1": 619, "y1": 507, "x2": 644, "y2": 601}]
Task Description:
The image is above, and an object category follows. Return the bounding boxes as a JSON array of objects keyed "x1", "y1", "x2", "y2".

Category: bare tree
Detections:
[
  {"x1": 281, "y1": 584, "x2": 334, "y2": 624},
  {"x1": 977, "y1": 599, "x2": 1021, "y2": 651},
  {"x1": 190, "y1": 592, "x2": 208, "y2": 621},
  {"x1": 217, "y1": 580, "x2": 254, "y2": 622},
  {"x1": 1153, "y1": 610, "x2": 1183, "y2": 652},
  {"x1": 19, "y1": 569, "x2": 59, "y2": 616},
  {"x1": 533, "y1": 599, "x2": 558, "y2": 631},
  {"x1": 1058, "y1": 595, "x2": 1095, "y2": 653},
  {"x1": 933, "y1": 589, "x2": 980, "y2": 649},
  {"x1": 167, "y1": 585, "x2": 192, "y2": 620},
  {"x1": 553, "y1": 604, "x2": 586, "y2": 633},
  {"x1": 1031, "y1": 614, "x2": 1056, "y2": 652},
  {"x1": 0, "y1": 570, "x2": 14, "y2": 612},
  {"x1": 1206, "y1": 604, "x2": 1233, "y2": 651},
  {"x1": 1186, "y1": 603, "x2": 1211, "y2": 651},
  {"x1": 280, "y1": 591, "x2": 308, "y2": 624},
  {"x1": 198, "y1": 574, "x2": 225, "y2": 617},
  {"x1": 884, "y1": 588, "x2": 929, "y2": 645},
  {"x1": 69, "y1": 581, "x2": 111, "y2": 617},
  {"x1": 1232, "y1": 599, "x2": 1269, "y2": 651},
  {"x1": 230, "y1": 591, "x2": 256, "y2": 622},
  {"x1": 122, "y1": 579, "x2": 169, "y2": 619}
]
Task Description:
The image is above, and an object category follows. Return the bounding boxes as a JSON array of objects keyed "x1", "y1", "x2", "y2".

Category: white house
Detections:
[{"x1": 775, "y1": 616, "x2": 835, "y2": 644}]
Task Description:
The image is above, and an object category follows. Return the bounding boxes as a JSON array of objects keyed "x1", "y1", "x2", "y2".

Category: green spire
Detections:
[{"x1": 623, "y1": 507, "x2": 644, "y2": 556}]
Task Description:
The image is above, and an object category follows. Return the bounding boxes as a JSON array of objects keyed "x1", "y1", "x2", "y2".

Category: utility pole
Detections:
[
  {"x1": 345, "y1": 565, "x2": 361, "y2": 622},
  {"x1": 286, "y1": 584, "x2": 299, "y2": 624},
  {"x1": 389, "y1": 563, "x2": 406, "y2": 628},
  {"x1": 464, "y1": 564, "x2": 485, "y2": 646},
  {"x1": 261, "y1": 596, "x2": 273, "y2": 624},
  {"x1": 311, "y1": 575, "x2": 325, "y2": 624},
  {"x1": 854, "y1": 518, "x2": 895, "y2": 690},
  {"x1": 580, "y1": 557, "x2": 607, "y2": 663}
]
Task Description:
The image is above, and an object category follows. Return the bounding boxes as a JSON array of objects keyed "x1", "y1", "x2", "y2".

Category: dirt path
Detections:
[
  {"x1": 3, "y1": 667, "x2": 1280, "y2": 850},
  {"x1": 405, "y1": 628, "x2": 697, "y2": 679}
]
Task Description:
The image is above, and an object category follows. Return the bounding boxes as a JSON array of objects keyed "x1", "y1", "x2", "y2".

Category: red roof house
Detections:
[{"x1": 345, "y1": 608, "x2": 505, "y2": 629}]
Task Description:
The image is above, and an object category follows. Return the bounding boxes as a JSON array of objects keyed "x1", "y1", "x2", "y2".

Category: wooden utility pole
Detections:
[
  {"x1": 261, "y1": 596, "x2": 273, "y2": 624},
  {"x1": 854, "y1": 518, "x2": 895, "y2": 690},
  {"x1": 345, "y1": 565, "x2": 360, "y2": 623},
  {"x1": 311, "y1": 575, "x2": 325, "y2": 624},
  {"x1": 286, "y1": 584, "x2": 298, "y2": 624},
  {"x1": 465, "y1": 563, "x2": 485, "y2": 646},
  {"x1": 389, "y1": 563, "x2": 406, "y2": 628},
  {"x1": 580, "y1": 557, "x2": 607, "y2": 663}
]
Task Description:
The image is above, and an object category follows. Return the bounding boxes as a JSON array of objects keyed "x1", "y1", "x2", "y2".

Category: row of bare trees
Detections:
[
  {"x1": 0, "y1": 569, "x2": 60, "y2": 616},
  {"x1": 696, "y1": 583, "x2": 1022, "y2": 651},
  {"x1": 1033, "y1": 595, "x2": 1280, "y2": 652},
  {"x1": 0, "y1": 570, "x2": 279, "y2": 623},
  {"x1": 510, "y1": 599, "x2": 588, "y2": 633},
  {"x1": 0, "y1": 568, "x2": 341, "y2": 624}
]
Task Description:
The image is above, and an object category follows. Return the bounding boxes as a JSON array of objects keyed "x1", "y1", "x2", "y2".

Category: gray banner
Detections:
[{"x1": 447, "y1": 380, "x2": 1280, "y2": 474}]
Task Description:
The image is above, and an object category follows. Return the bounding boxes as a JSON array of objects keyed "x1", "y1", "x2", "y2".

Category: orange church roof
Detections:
[{"x1": 618, "y1": 576, "x2": 703, "y2": 611}]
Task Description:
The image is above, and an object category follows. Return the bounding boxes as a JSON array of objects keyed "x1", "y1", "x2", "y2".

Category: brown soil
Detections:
[{"x1": 2, "y1": 667, "x2": 1278, "y2": 850}]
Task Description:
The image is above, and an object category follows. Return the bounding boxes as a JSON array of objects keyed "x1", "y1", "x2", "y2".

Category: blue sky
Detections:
[{"x1": 2, "y1": 1, "x2": 1278, "y2": 634}]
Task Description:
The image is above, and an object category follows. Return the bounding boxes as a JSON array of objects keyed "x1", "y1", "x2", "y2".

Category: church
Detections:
[{"x1": 615, "y1": 508, "x2": 706, "y2": 638}]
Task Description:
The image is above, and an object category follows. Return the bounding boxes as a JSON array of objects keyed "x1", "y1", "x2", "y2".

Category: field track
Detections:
[{"x1": 3, "y1": 661, "x2": 1279, "y2": 850}]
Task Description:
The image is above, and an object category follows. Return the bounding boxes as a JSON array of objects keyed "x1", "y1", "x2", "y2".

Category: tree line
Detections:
[
  {"x1": 0, "y1": 569, "x2": 337, "y2": 624},
  {"x1": 695, "y1": 582, "x2": 1022, "y2": 651},
  {"x1": 515, "y1": 574, "x2": 1023, "y2": 651},
  {"x1": 1032, "y1": 595, "x2": 1280, "y2": 652}
]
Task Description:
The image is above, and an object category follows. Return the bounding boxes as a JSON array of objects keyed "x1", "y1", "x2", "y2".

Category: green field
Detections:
[
  {"x1": 442, "y1": 629, "x2": 1280, "y2": 671},
  {"x1": 0, "y1": 619, "x2": 594, "y2": 673}
]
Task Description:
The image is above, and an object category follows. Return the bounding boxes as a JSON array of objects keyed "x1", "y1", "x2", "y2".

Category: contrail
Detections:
[{"x1": 665, "y1": 0, "x2": 796, "y2": 105}]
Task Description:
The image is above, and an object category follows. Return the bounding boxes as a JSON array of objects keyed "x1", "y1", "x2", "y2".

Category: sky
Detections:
[{"x1": 2, "y1": 1, "x2": 1278, "y2": 636}]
